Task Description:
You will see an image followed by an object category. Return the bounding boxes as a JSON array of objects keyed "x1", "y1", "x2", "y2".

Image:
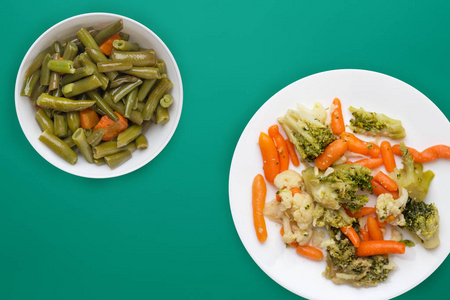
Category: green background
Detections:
[{"x1": 1, "y1": 1, "x2": 449, "y2": 299}]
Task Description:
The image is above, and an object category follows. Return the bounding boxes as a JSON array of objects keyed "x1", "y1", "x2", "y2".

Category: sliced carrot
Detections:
[
  {"x1": 392, "y1": 144, "x2": 450, "y2": 163},
  {"x1": 360, "y1": 228, "x2": 370, "y2": 242},
  {"x1": 252, "y1": 174, "x2": 267, "y2": 243},
  {"x1": 276, "y1": 193, "x2": 282, "y2": 202},
  {"x1": 94, "y1": 111, "x2": 128, "y2": 141},
  {"x1": 385, "y1": 215, "x2": 395, "y2": 223},
  {"x1": 380, "y1": 141, "x2": 396, "y2": 173},
  {"x1": 374, "y1": 171, "x2": 398, "y2": 192},
  {"x1": 345, "y1": 207, "x2": 376, "y2": 218},
  {"x1": 356, "y1": 240, "x2": 405, "y2": 257},
  {"x1": 79, "y1": 108, "x2": 99, "y2": 129},
  {"x1": 367, "y1": 216, "x2": 384, "y2": 240},
  {"x1": 99, "y1": 33, "x2": 121, "y2": 56},
  {"x1": 341, "y1": 132, "x2": 380, "y2": 158},
  {"x1": 330, "y1": 98, "x2": 345, "y2": 135},
  {"x1": 258, "y1": 132, "x2": 280, "y2": 183},
  {"x1": 290, "y1": 187, "x2": 301, "y2": 195},
  {"x1": 352, "y1": 157, "x2": 384, "y2": 169},
  {"x1": 371, "y1": 179, "x2": 399, "y2": 199},
  {"x1": 315, "y1": 139, "x2": 348, "y2": 170},
  {"x1": 296, "y1": 245, "x2": 324, "y2": 261},
  {"x1": 341, "y1": 226, "x2": 361, "y2": 247},
  {"x1": 285, "y1": 138, "x2": 300, "y2": 167},
  {"x1": 268, "y1": 125, "x2": 289, "y2": 172}
]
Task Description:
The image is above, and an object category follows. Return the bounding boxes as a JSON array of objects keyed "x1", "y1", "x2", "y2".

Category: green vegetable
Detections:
[
  {"x1": 391, "y1": 142, "x2": 435, "y2": 201},
  {"x1": 399, "y1": 240, "x2": 415, "y2": 247},
  {"x1": 278, "y1": 108, "x2": 335, "y2": 161},
  {"x1": 348, "y1": 106, "x2": 406, "y2": 139},
  {"x1": 312, "y1": 204, "x2": 355, "y2": 228},
  {"x1": 302, "y1": 164, "x2": 373, "y2": 212},
  {"x1": 403, "y1": 199, "x2": 440, "y2": 249}
]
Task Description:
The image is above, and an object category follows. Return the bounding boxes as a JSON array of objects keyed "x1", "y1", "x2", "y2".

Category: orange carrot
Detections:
[
  {"x1": 341, "y1": 226, "x2": 361, "y2": 247},
  {"x1": 285, "y1": 138, "x2": 300, "y2": 167},
  {"x1": 367, "y1": 216, "x2": 384, "y2": 240},
  {"x1": 79, "y1": 108, "x2": 99, "y2": 129},
  {"x1": 276, "y1": 193, "x2": 282, "y2": 202},
  {"x1": 356, "y1": 240, "x2": 405, "y2": 257},
  {"x1": 94, "y1": 111, "x2": 128, "y2": 141},
  {"x1": 315, "y1": 139, "x2": 348, "y2": 170},
  {"x1": 392, "y1": 144, "x2": 450, "y2": 163},
  {"x1": 385, "y1": 215, "x2": 395, "y2": 223},
  {"x1": 341, "y1": 132, "x2": 380, "y2": 158},
  {"x1": 352, "y1": 157, "x2": 384, "y2": 169},
  {"x1": 258, "y1": 132, "x2": 280, "y2": 183},
  {"x1": 296, "y1": 245, "x2": 324, "y2": 261},
  {"x1": 268, "y1": 125, "x2": 289, "y2": 172},
  {"x1": 331, "y1": 98, "x2": 345, "y2": 135},
  {"x1": 290, "y1": 187, "x2": 302, "y2": 195},
  {"x1": 360, "y1": 228, "x2": 370, "y2": 242},
  {"x1": 252, "y1": 174, "x2": 267, "y2": 243},
  {"x1": 345, "y1": 207, "x2": 376, "y2": 218},
  {"x1": 380, "y1": 141, "x2": 396, "y2": 172},
  {"x1": 371, "y1": 179, "x2": 399, "y2": 199},
  {"x1": 374, "y1": 171, "x2": 398, "y2": 192},
  {"x1": 99, "y1": 33, "x2": 121, "y2": 56},
  {"x1": 280, "y1": 226, "x2": 299, "y2": 248}
]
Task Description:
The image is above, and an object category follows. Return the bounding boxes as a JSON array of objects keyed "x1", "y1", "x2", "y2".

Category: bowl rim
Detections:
[{"x1": 15, "y1": 12, "x2": 183, "y2": 179}]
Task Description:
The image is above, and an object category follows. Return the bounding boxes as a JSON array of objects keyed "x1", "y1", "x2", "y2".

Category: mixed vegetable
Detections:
[
  {"x1": 21, "y1": 19, "x2": 174, "y2": 169},
  {"x1": 252, "y1": 97, "x2": 448, "y2": 287}
]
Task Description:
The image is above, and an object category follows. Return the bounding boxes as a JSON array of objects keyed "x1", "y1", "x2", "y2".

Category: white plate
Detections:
[
  {"x1": 15, "y1": 13, "x2": 183, "y2": 178},
  {"x1": 229, "y1": 69, "x2": 450, "y2": 300}
]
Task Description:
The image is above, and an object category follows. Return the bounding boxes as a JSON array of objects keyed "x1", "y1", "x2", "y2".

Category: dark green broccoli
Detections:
[
  {"x1": 391, "y1": 142, "x2": 435, "y2": 201},
  {"x1": 403, "y1": 199, "x2": 440, "y2": 249},
  {"x1": 302, "y1": 164, "x2": 373, "y2": 212},
  {"x1": 312, "y1": 204, "x2": 356, "y2": 229},
  {"x1": 278, "y1": 108, "x2": 335, "y2": 161},
  {"x1": 348, "y1": 106, "x2": 406, "y2": 139}
]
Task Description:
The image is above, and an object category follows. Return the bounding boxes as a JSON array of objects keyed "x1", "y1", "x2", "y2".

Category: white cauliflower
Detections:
[
  {"x1": 274, "y1": 170, "x2": 303, "y2": 190},
  {"x1": 282, "y1": 215, "x2": 313, "y2": 245},
  {"x1": 291, "y1": 193, "x2": 314, "y2": 230},
  {"x1": 375, "y1": 187, "x2": 408, "y2": 226}
]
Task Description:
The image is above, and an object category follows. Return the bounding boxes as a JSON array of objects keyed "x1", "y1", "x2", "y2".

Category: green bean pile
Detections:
[{"x1": 21, "y1": 19, "x2": 174, "y2": 169}]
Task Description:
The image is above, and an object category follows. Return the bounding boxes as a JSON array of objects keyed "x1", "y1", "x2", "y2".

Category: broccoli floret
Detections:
[
  {"x1": 313, "y1": 204, "x2": 356, "y2": 228},
  {"x1": 302, "y1": 164, "x2": 373, "y2": 212},
  {"x1": 391, "y1": 142, "x2": 435, "y2": 201},
  {"x1": 278, "y1": 108, "x2": 335, "y2": 161},
  {"x1": 348, "y1": 106, "x2": 406, "y2": 139},
  {"x1": 324, "y1": 227, "x2": 395, "y2": 287},
  {"x1": 403, "y1": 199, "x2": 440, "y2": 249}
]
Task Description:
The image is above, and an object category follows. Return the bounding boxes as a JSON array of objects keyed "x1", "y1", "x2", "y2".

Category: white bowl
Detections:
[{"x1": 15, "y1": 13, "x2": 183, "y2": 178}]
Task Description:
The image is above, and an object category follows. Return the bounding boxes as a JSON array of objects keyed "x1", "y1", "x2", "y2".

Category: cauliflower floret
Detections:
[
  {"x1": 274, "y1": 170, "x2": 303, "y2": 190},
  {"x1": 375, "y1": 188, "x2": 408, "y2": 226},
  {"x1": 263, "y1": 199, "x2": 283, "y2": 224},
  {"x1": 282, "y1": 215, "x2": 312, "y2": 245},
  {"x1": 278, "y1": 190, "x2": 294, "y2": 211},
  {"x1": 291, "y1": 193, "x2": 314, "y2": 230}
]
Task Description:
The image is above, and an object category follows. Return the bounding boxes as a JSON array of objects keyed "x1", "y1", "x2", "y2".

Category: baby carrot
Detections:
[
  {"x1": 268, "y1": 125, "x2": 289, "y2": 172},
  {"x1": 296, "y1": 246, "x2": 324, "y2": 261},
  {"x1": 79, "y1": 108, "x2": 99, "y2": 129},
  {"x1": 290, "y1": 187, "x2": 301, "y2": 195},
  {"x1": 259, "y1": 132, "x2": 280, "y2": 183},
  {"x1": 345, "y1": 207, "x2": 376, "y2": 218},
  {"x1": 367, "y1": 216, "x2": 384, "y2": 240},
  {"x1": 374, "y1": 171, "x2": 398, "y2": 192},
  {"x1": 352, "y1": 157, "x2": 384, "y2": 169},
  {"x1": 99, "y1": 33, "x2": 121, "y2": 56},
  {"x1": 330, "y1": 98, "x2": 345, "y2": 135},
  {"x1": 285, "y1": 138, "x2": 300, "y2": 167},
  {"x1": 371, "y1": 179, "x2": 399, "y2": 199},
  {"x1": 94, "y1": 111, "x2": 128, "y2": 141},
  {"x1": 315, "y1": 139, "x2": 348, "y2": 170},
  {"x1": 341, "y1": 226, "x2": 361, "y2": 247},
  {"x1": 356, "y1": 241, "x2": 405, "y2": 257},
  {"x1": 380, "y1": 141, "x2": 396, "y2": 172},
  {"x1": 252, "y1": 174, "x2": 267, "y2": 243},
  {"x1": 392, "y1": 144, "x2": 450, "y2": 163},
  {"x1": 341, "y1": 132, "x2": 380, "y2": 158},
  {"x1": 360, "y1": 228, "x2": 370, "y2": 242}
]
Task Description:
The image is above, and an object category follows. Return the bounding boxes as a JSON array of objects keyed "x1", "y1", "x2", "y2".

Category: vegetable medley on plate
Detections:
[{"x1": 252, "y1": 98, "x2": 448, "y2": 287}]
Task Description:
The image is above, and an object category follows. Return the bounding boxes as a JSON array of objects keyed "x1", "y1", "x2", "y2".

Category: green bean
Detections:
[
  {"x1": 63, "y1": 27, "x2": 96, "y2": 49},
  {"x1": 93, "y1": 140, "x2": 136, "y2": 159},
  {"x1": 90, "y1": 104, "x2": 106, "y2": 116},
  {"x1": 94, "y1": 19, "x2": 123, "y2": 44},
  {"x1": 40, "y1": 54, "x2": 52, "y2": 86},
  {"x1": 103, "y1": 92, "x2": 144, "y2": 125},
  {"x1": 39, "y1": 129, "x2": 78, "y2": 165},
  {"x1": 72, "y1": 54, "x2": 83, "y2": 69},
  {"x1": 97, "y1": 61, "x2": 132, "y2": 72},
  {"x1": 48, "y1": 53, "x2": 60, "y2": 92},
  {"x1": 87, "y1": 128, "x2": 105, "y2": 146},
  {"x1": 104, "y1": 149, "x2": 132, "y2": 169},
  {"x1": 62, "y1": 42, "x2": 78, "y2": 61},
  {"x1": 137, "y1": 79, "x2": 156, "y2": 102},
  {"x1": 24, "y1": 47, "x2": 52, "y2": 79},
  {"x1": 52, "y1": 86, "x2": 63, "y2": 97},
  {"x1": 160, "y1": 94, "x2": 173, "y2": 108},
  {"x1": 47, "y1": 59, "x2": 75, "y2": 74},
  {"x1": 77, "y1": 27, "x2": 104, "y2": 55},
  {"x1": 136, "y1": 101, "x2": 145, "y2": 112},
  {"x1": 94, "y1": 158, "x2": 105, "y2": 166},
  {"x1": 156, "y1": 105, "x2": 170, "y2": 124},
  {"x1": 85, "y1": 90, "x2": 118, "y2": 122},
  {"x1": 118, "y1": 32, "x2": 130, "y2": 41},
  {"x1": 111, "y1": 79, "x2": 143, "y2": 103},
  {"x1": 156, "y1": 59, "x2": 166, "y2": 74},
  {"x1": 67, "y1": 111, "x2": 81, "y2": 132},
  {"x1": 72, "y1": 128, "x2": 94, "y2": 164},
  {"x1": 78, "y1": 53, "x2": 109, "y2": 90},
  {"x1": 117, "y1": 125, "x2": 142, "y2": 147},
  {"x1": 112, "y1": 40, "x2": 139, "y2": 51},
  {"x1": 110, "y1": 49, "x2": 156, "y2": 67},
  {"x1": 142, "y1": 78, "x2": 173, "y2": 120},
  {"x1": 21, "y1": 69, "x2": 40, "y2": 97},
  {"x1": 51, "y1": 41, "x2": 62, "y2": 54},
  {"x1": 30, "y1": 84, "x2": 48, "y2": 103},
  {"x1": 54, "y1": 113, "x2": 68, "y2": 138},
  {"x1": 135, "y1": 135, "x2": 148, "y2": 149},
  {"x1": 110, "y1": 75, "x2": 139, "y2": 88},
  {"x1": 35, "y1": 109, "x2": 54, "y2": 133},
  {"x1": 84, "y1": 47, "x2": 118, "y2": 80},
  {"x1": 60, "y1": 66, "x2": 95, "y2": 86},
  {"x1": 62, "y1": 75, "x2": 102, "y2": 98},
  {"x1": 37, "y1": 93, "x2": 96, "y2": 112},
  {"x1": 63, "y1": 135, "x2": 76, "y2": 148},
  {"x1": 122, "y1": 67, "x2": 161, "y2": 80},
  {"x1": 124, "y1": 87, "x2": 138, "y2": 118}
]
